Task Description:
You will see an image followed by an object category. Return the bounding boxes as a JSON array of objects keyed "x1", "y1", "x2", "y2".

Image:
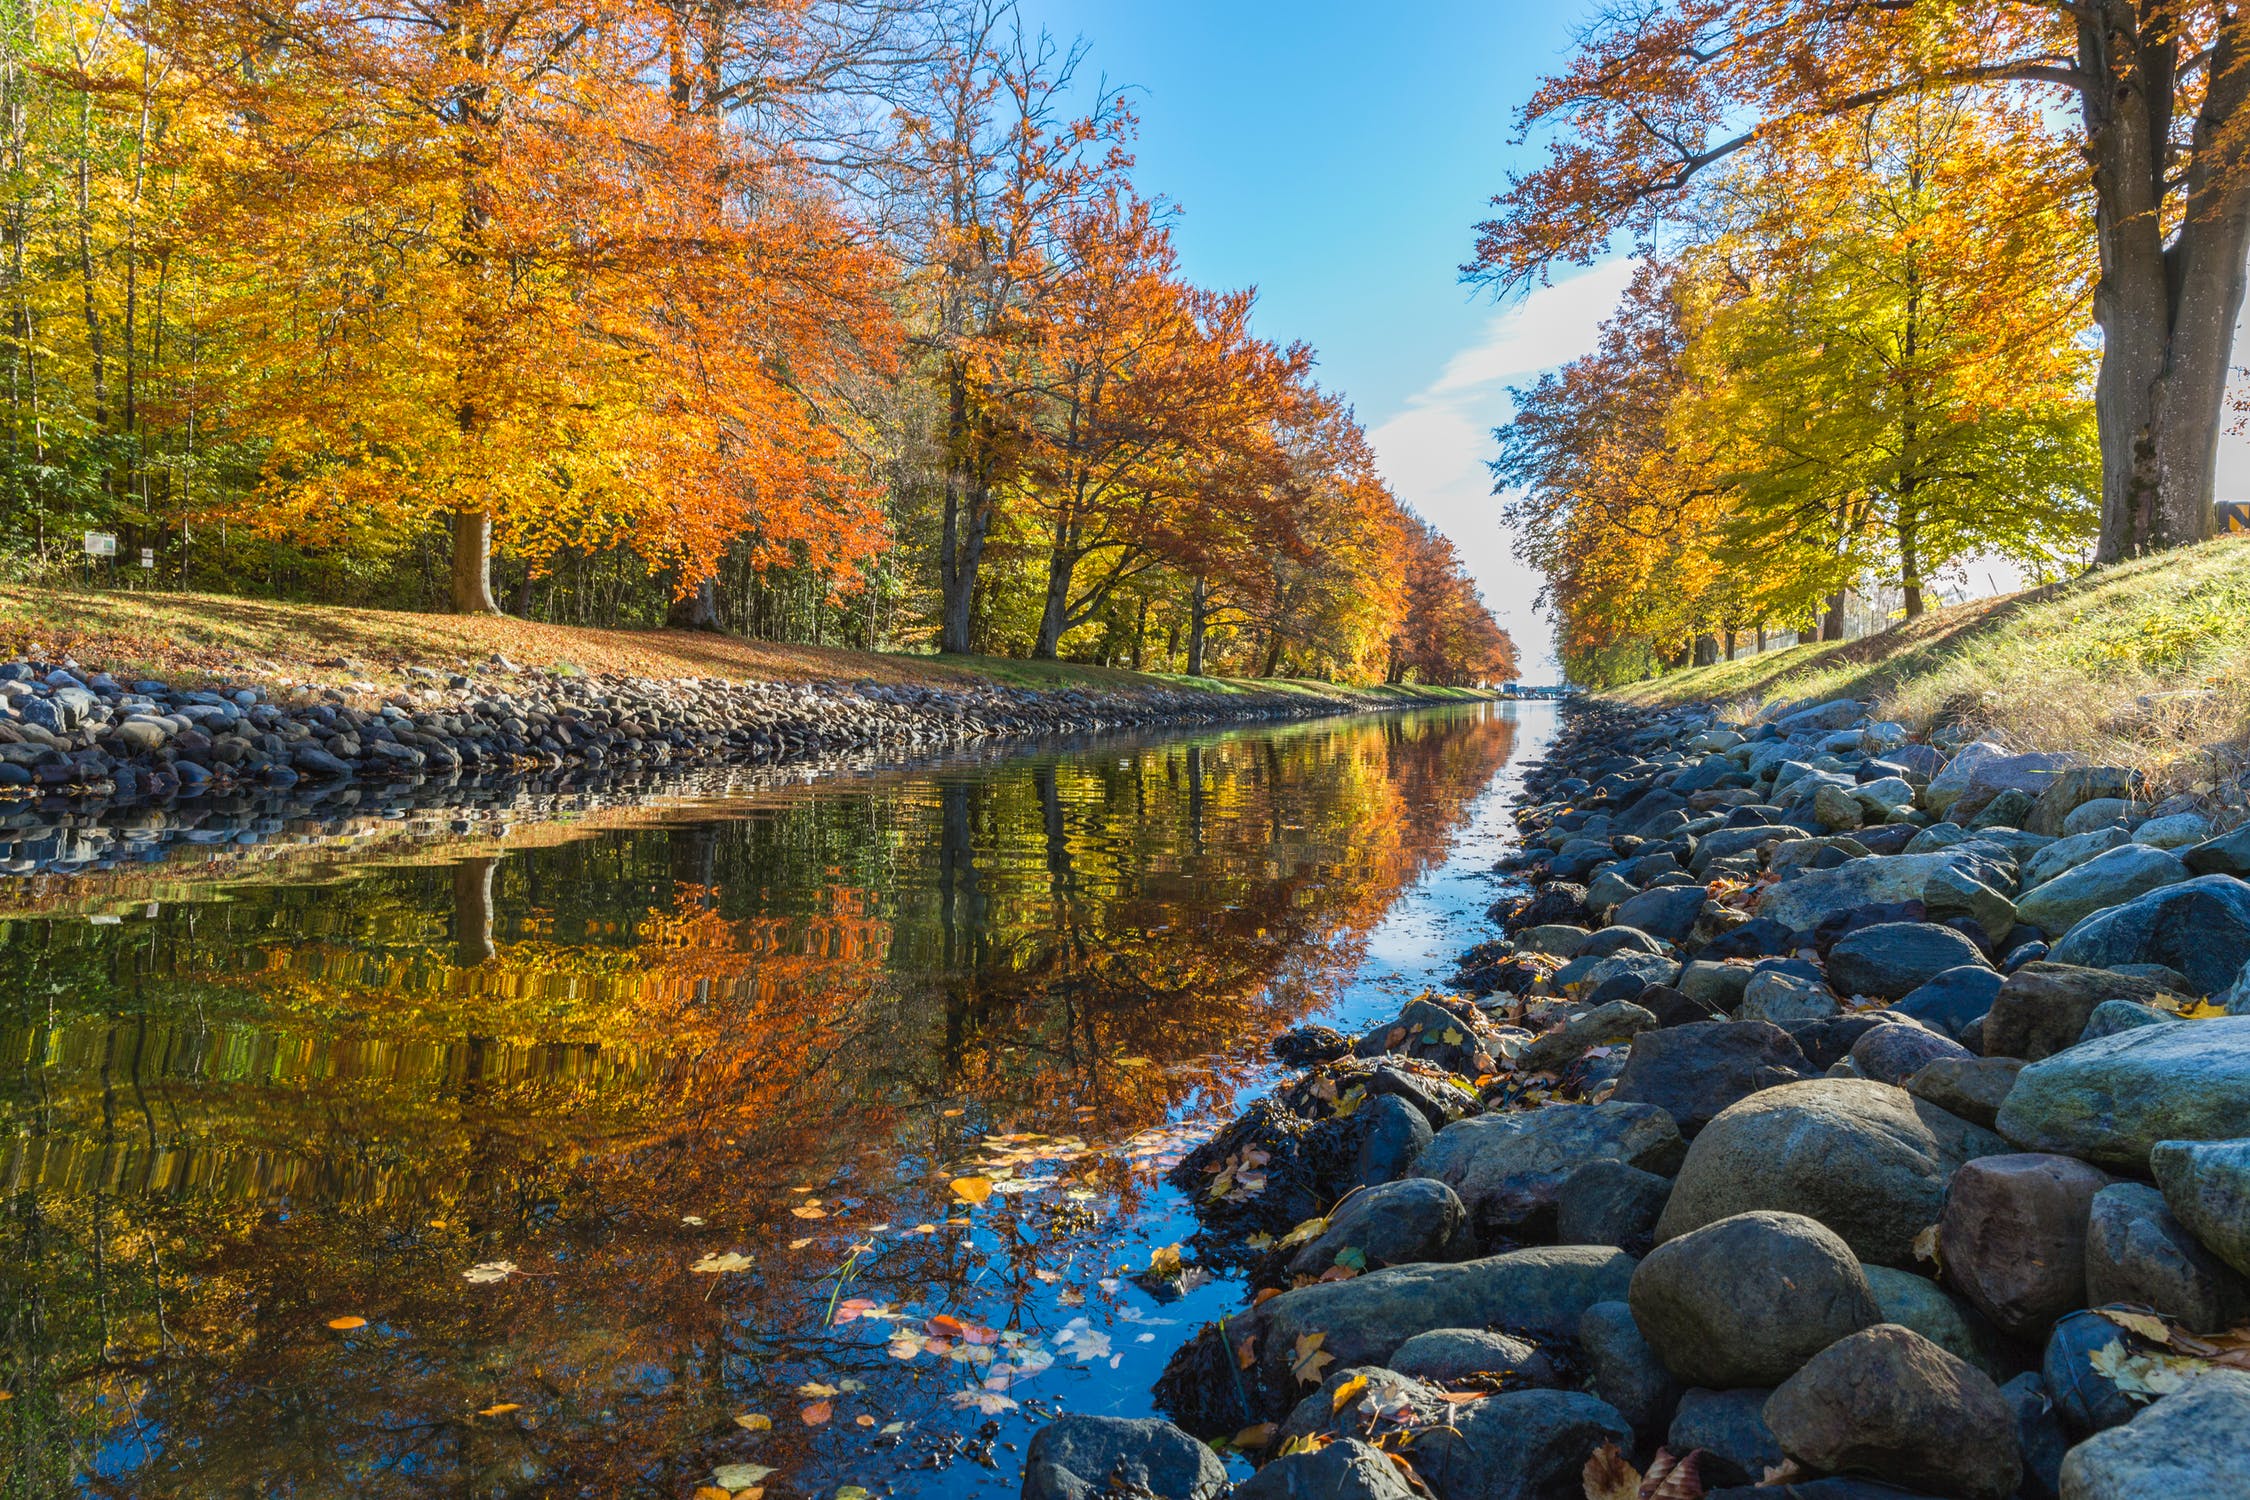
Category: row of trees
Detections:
[
  {"x1": 1481, "y1": 2, "x2": 2250, "y2": 685},
  {"x1": 0, "y1": 0, "x2": 1514, "y2": 685}
]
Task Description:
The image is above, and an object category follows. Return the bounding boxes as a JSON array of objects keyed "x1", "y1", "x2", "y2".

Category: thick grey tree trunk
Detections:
[{"x1": 451, "y1": 508, "x2": 499, "y2": 614}]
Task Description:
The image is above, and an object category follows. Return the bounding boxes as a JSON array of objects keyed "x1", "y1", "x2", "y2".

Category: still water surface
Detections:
[{"x1": 2, "y1": 703, "x2": 1551, "y2": 1500}]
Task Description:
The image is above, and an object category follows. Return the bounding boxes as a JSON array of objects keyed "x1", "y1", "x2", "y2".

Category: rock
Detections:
[
  {"x1": 1585, "y1": 868, "x2": 1640, "y2": 916},
  {"x1": 2023, "y1": 826, "x2": 2133, "y2": 892},
  {"x1": 2182, "y1": 823, "x2": 2250, "y2": 878},
  {"x1": 2015, "y1": 845, "x2": 2193, "y2": 938},
  {"x1": 1555, "y1": 1160, "x2": 1673, "y2": 1248},
  {"x1": 1782, "y1": 1014, "x2": 1895, "y2": 1071},
  {"x1": 2028, "y1": 766, "x2": 2141, "y2": 838},
  {"x1": 2055, "y1": 1368, "x2": 2250, "y2": 1500},
  {"x1": 1353, "y1": 1095, "x2": 1435, "y2": 1188},
  {"x1": 1740, "y1": 969, "x2": 1841, "y2": 1024},
  {"x1": 1578, "y1": 1301, "x2": 1681, "y2": 1440},
  {"x1": 1996, "y1": 1017, "x2": 2250, "y2": 1170},
  {"x1": 1287, "y1": 1177, "x2": 1470, "y2": 1278},
  {"x1": 1240, "y1": 1247, "x2": 1639, "y2": 1410},
  {"x1": 1904, "y1": 1057, "x2": 2024, "y2": 1131},
  {"x1": 1668, "y1": 1387, "x2": 1785, "y2": 1489},
  {"x1": 2150, "y1": 1137, "x2": 2250, "y2": 1278},
  {"x1": 1862, "y1": 1265, "x2": 2012, "y2": 1382},
  {"x1": 1938, "y1": 1153, "x2": 2113, "y2": 1339},
  {"x1": 1276, "y1": 1367, "x2": 1454, "y2": 1449},
  {"x1": 2046, "y1": 874, "x2": 2250, "y2": 994},
  {"x1": 1813, "y1": 782, "x2": 1865, "y2": 831},
  {"x1": 1411, "y1": 1390, "x2": 1634, "y2": 1500},
  {"x1": 1678, "y1": 959, "x2": 1755, "y2": 1011},
  {"x1": 1764, "y1": 1324, "x2": 2021, "y2": 1500},
  {"x1": 1387, "y1": 1328, "x2": 1555, "y2": 1387},
  {"x1": 2001, "y1": 1372, "x2": 2071, "y2": 1500},
  {"x1": 1513, "y1": 924, "x2": 1591, "y2": 959},
  {"x1": 1273, "y1": 1025, "x2": 1353, "y2": 1066},
  {"x1": 2079, "y1": 999, "x2": 2174, "y2": 1042},
  {"x1": 1630, "y1": 1210, "x2": 1882, "y2": 1388},
  {"x1": 2063, "y1": 799, "x2": 2138, "y2": 836},
  {"x1": 1581, "y1": 924, "x2": 1667, "y2": 960},
  {"x1": 1418, "y1": 1103, "x2": 1684, "y2": 1237},
  {"x1": 1230, "y1": 1439, "x2": 1421, "y2": 1500},
  {"x1": 1514, "y1": 1000, "x2": 1659, "y2": 1074},
  {"x1": 1951, "y1": 750, "x2": 2083, "y2": 823},
  {"x1": 1894, "y1": 966, "x2": 2006, "y2": 1038},
  {"x1": 1755, "y1": 852, "x2": 1998, "y2": 935},
  {"x1": 1610, "y1": 1020, "x2": 1813, "y2": 1136},
  {"x1": 1355, "y1": 998, "x2": 1500, "y2": 1074},
  {"x1": 1656, "y1": 1078, "x2": 2008, "y2": 1267},
  {"x1": 1921, "y1": 863, "x2": 2020, "y2": 947},
  {"x1": 1613, "y1": 884, "x2": 1709, "y2": 945},
  {"x1": 1924, "y1": 741, "x2": 2009, "y2": 817},
  {"x1": 1984, "y1": 962, "x2": 2176, "y2": 1063},
  {"x1": 2084, "y1": 1182, "x2": 2250, "y2": 1333},
  {"x1": 1826, "y1": 923, "x2": 1991, "y2": 1001},
  {"x1": 2042, "y1": 1310, "x2": 2141, "y2": 1437},
  {"x1": 2133, "y1": 812, "x2": 2214, "y2": 849},
  {"x1": 1021, "y1": 1415, "x2": 1228, "y2": 1500},
  {"x1": 1851, "y1": 1023, "x2": 1973, "y2": 1086}
]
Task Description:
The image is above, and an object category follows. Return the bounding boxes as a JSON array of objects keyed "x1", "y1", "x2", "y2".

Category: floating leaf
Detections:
[
  {"x1": 692, "y1": 1251, "x2": 755, "y2": 1274},
  {"x1": 462, "y1": 1261, "x2": 517, "y2": 1285},
  {"x1": 476, "y1": 1403, "x2": 521, "y2": 1417},
  {"x1": 326, "y1": 1316, "x2": 367, "y2": 1331},
  {"x1": 881, "y1": 1421, "x2": 907, "y2": 1435},
  {"x1": 855, "y1": 1415, "x2": 876, "y2": 1427},
  {"x1": 692, "y1": 1488, "x2": 732, "y2": 1500},
  {"x1": 949, "y1": 1389, "x2": 1019, "y2": 1414},
  {"x1": 837, "y1": 1488, "x2": 870, "y2": 1500},
  {"x1": 791, "y1": 1205, "x2": 828, "y2": 1220},
  {"x1": 735, "y1": 1414, "x2": 772, "y2": 1433},
  {"x1": 713, "y1": 1464, "x2": 774, "y2": 1488},
  {"x1": 1581, "y1": 1441, "x2": 1639, "y2": 1500},
  {"x1": 796, "y1": 1382, "x2": 840, "y2": 1398},
  {"x1": 1331, "y1": 1374, "x2": 1370, "y2": 1413},
  {"x1": 800, "y1": 1401, "x2": 833, "y2": 1426},
  {"x1": 950, "y1": 1176, "x2": 995, "y2": 1205},
  {"x1": 1290, "y1": 1331, "x2": 1334, "y2": 1386},
  {"x1": 1148, "y1": 1243, "x2": 1184, "y2": 1278}
]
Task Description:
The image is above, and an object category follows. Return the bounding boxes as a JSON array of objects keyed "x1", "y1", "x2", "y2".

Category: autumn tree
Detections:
[{"x1": 1471, "y1": 1, "x2": 2250, "y2": 564}]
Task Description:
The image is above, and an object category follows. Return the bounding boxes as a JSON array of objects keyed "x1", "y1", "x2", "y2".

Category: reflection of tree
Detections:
[{"x1": 0, "y1": 711, "x2": 1518, "y2": 1498}]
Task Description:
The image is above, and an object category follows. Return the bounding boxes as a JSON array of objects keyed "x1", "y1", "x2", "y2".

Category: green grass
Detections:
[{"x1": 1609, "y1": 533, "x2": 2250, "y2": 789}]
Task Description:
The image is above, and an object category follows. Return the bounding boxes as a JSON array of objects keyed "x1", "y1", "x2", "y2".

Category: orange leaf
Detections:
[
  {"x1": 326, "y1": 1316, "x2": 367, "y2": 1331},
  {"x1": 801, "y1": 1400, "x2": 832, "y2": 1426}
]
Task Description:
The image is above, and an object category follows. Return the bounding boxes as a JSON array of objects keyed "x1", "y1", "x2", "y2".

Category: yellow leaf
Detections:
[
  {"x1": 1332, "y1": 1085, "x2": 1365, "y2": 1119},
  {"x1": 796, "y1": 1382, "x2": 840, "y2": 1398},
  {"x1": 1278, "y1": 1215, "x2": 1330, "y2": 1250},
  {"x1": 326, "y1": 1316, "x2": 367, "y2": 1331},
  {"x1": 1289, "y1": 1331, "x2": 1334, "y2": 1386},
  {"x1": 2098, "y1": 1308, "x2": 2175, "y2": 1346},
  {"x1": 734, "y1": 1413, "x2": 772, "y2": 1432},
  {"x1": 693, "y1": 1251, "x2": 756, "y2": 1274},
  {"x1": 950, "y1": 1176, "x2": 995, "y2": 1205},
  {"x1": 1148, "y1": 1243, "x2": 1184, "y2": 1278},
  {"x1": 1441, "y1": 1028, "x2": 1465, "y2": 1045},
  {"x1": 475, "y1": 1403, "x2": 521, "y2": 1417},
  {"x1": 1330, "y1": 1374, "x2": 1369, "y2": 1412},
  {"x1": 691, "y1": 1489, "x2": 732, "y2": 1500}
]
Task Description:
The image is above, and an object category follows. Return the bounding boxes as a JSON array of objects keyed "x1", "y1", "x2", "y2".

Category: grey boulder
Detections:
[
  {"x1": 2046, "y1": 874, "x2": 2250, "y2": 995},
  {"x1": 1996, "y1": 1018, "x2": 2250, "y2": 1170},
  {"x1": 2150, "y1": 1136, "x2": 2250, "y2": 1278},
  {"x1": 1763, "y1": 1324, "x2": 2022, "y2": 1500},
  {"x1": 1578, "y1": 1300, "x2": 1681, "y2": 1440},
  {"x1": 2057, "y1": 1368, "x2": 2250, "y2": 1500},
  {"x1": 1412, "y1": 1390, "x2": 1634, "y2": 1500},
  {"x1": 1231, "y1": 1439, "x2": 1420, "y2": 1500},
  {"x1": 2014, "y1": 844, "x2": 2192, "y2": 939},
  {"x1": 2084, "y1": 1181, "x2": 2250, "y2": 1333},
  {"x1": 1418, "y1": 1102, "x2": 1684, "y2": 1236},
  {"x1": 1286, "y1": 1177, "x2": 1470, "y2": 1279},
  {"x1": 1386, "y1": 1328, "x2": 1555, "y2": 1387},
  {"x1": 1629, "y1": 1210, "x2": 1882, "y2": 1388},
  {"x1": 1609, "y1": 1020, "x2": 1812, "y2": 1136},
  {"x1": 1021, "y1": 1415, "x2": 1228, "y2": 1500},
  {"x1": 1827, "y1": 922, "x2": 1990, "y2": 1001},
  {"x1": 1937, "y1": 1153, "x2": 2113, "y2": 1339}
]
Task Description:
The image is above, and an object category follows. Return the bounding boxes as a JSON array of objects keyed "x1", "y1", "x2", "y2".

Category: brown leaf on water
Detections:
[
  {"x1": 733, "y1": 1413, "x2": 772, "y2": 1431},
  {"x1": 691, "y1": 1488, "x2": 732, "y2": 1500},
  {"x1": 1581, "y1": 1441, "x2": 1639, "y2": 1500},
  {"x1": 950, "y1": 1176, "x2": 995, "y2": 1205},
  {"x1": 800, "y1": 1400, "x2": 832, "y2": 1426}
]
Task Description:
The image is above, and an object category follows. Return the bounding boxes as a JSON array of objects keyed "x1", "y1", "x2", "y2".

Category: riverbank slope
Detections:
[{"x1": 1609, "y1": 533, "x2": 2250, "y2": 796}]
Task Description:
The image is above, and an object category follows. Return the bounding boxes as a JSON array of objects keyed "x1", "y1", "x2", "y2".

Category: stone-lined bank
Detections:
[
  {"x1": 1015, "y1": 696, "x2": 2250, "y2": 1500},
  {"x1": 0, "y1": 655, "x2": 1427, "y2": 806}
]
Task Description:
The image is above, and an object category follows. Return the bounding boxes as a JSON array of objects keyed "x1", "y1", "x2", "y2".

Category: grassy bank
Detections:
[
  {"x1": 1609, "y1": 533, "x2": 2250, "y2": 786},
  {"x1": 0, "y1": 585, "x2": 1492, "y2": 707}
]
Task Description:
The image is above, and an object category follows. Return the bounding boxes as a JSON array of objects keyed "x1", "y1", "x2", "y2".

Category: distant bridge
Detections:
[{"x1": 1498, "y1": 683, "x2": 1580, "y2": 700}]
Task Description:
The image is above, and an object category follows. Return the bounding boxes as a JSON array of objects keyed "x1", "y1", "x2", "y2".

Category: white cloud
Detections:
[{"x1": 1369, "y1": 259, "x2": 1635, "y2": 684}]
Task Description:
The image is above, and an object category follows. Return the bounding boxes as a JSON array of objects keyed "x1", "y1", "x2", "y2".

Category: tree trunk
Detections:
[
  {"x1": 1724, "y1": 629, "x2": 1737, "y2": 661},
  {"x1": 451, "y1": 508, "x2": 499, "y2": 614},
  {"x1": 1693, "y1": 633, "x2": 1718, "y2": 667},
  {"x1": 667, "y1": 574, "x2": 723, "y2": 630},
  {"x1": 1820, "y1": 591, "x2": 1846, "y2": 642},
  {"x1": 1260, "y1": 630, "x2": 1284, "y2": 677},
  {"x1": 1186, "y1": 575, "x2": 1211, "y2": 676},
  {"x1": 938, "y1": 367, "x2": 991, "y2": 655},
  {"x1": 1898, "y1": 513, "x2": 1924, "y2": 620},
  {"x1": 2079, "y1": 10, "x2": 2250, "y2": 561},
  {"x1": 1031, "y1": 532, "x2": 1075, "y2": 660}
]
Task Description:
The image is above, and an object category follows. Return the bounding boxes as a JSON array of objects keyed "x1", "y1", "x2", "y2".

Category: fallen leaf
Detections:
[
  {"x1": 1277, "y1": 1216, "x2": 1330, "y2": 1250},
  {"x1": 1331, "y1": 1374, "x2": 1370, "y2": 1413},
  {"x1": 1441, "y1": 1028, "x2": 1465, "y2": 1045},
  {"x1": 734, "y1": 1413, "x2": 772, "y2": 1432},
  {"x1": 789, "y1": 1238, "x2": 815, "y2": 1250},
  {"x1": 681, "y1": 1215, "x2": 706, "y2": 1226},
  {"x1": 461, "y1": 1261, "x2": 517, "y2": 1285},
  {"x1": 692, "y1": 1252, "x2": 755, "y2": 1274},
  {"x1": 1436, "y1": 1391, "x2": 1487, "y2": 1406},
  {"x1": 1910, "y1": 1224, "x2": 1941, "y2": 1270},
  {"x1": 881, "y1": 1421, "x2": 907, "y2": 1434},
  {"x1": 796, "y1": 1382, "x2": 840, "y2": 1398},
  {"x1": 476, "y1": 1403, "x2": 521, "y2": 1417},
  {"x1": 1582, "y1": 1441, "x2": 1639, "y2": 1500},
  {"x1": 837, "y1": 1488, "x2": 871, "y2": 1500},
  {"x1": 791, "y1": 1205, "x2": 827, "y2": 1220},
  {"x1": 713, "y1": 1464, "x2": 774, "y2": 1488},
  {"x1": 801, "y1": 1401, "x2": 833, "y2": 1426},
  {"x1": 950, "y1": 1176, "x2": 995, "y2": 1205},
  {"x1": 326, "y1": 1316, "x2": 367, "y2": 1331},
  {"x1": 1253, "y1": 1287, "x2": 1282, "y2": 1306},
  {"x1": 1235, "y1": 1333, "x2": 1258, "y2": 1371},
  {"x1": 1148, "y1": 1243, "x2": 1184, "y2": 1278},
  {"x1": 1233, "y1": 1423, "x2": 1276, "y2": 1450},
  {"x1": 2097, "y1": 1308, "x2": 2175, "y2": 1346},
  {"x1": 1641, "y1": 1447, "x2": 1704, "y2": 1499},
  {"x1": 691, "y1": 1489, "x2": 731, "y2": 1500},
  {"x1": 855, "y1": 1414, "x2": 876, "y2": 1427},
  {"x1": 949, "y1": 1389, "x2": 1018, "y2": 1414},
  {"x1": 1290, "y1": 1331, "x2": 1334, "y2": 1386}
]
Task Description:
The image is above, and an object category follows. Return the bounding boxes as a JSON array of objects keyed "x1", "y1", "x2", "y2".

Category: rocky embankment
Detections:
[
  {"x1": 1021, "y1": 696, "x2": 2250, "y2": 1500},
  {"x1": 0, "y1": 655, "x2": 1394, "y2": 806}
]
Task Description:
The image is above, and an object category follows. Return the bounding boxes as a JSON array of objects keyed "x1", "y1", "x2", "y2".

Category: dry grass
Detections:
[
  {"x1": 1611, "y1": 533, "x2": 2250, "y2": 796},
  {"x1": 0, "y1": 585, "x2": 1485, "y2": 706}
]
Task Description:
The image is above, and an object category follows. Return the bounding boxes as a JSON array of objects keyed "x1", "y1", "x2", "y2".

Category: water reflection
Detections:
[{"x1": 2, "y1": 708, "x2": 1521, "y2": 1500}]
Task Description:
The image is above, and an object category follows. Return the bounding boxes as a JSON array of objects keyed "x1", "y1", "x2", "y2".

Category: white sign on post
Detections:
[
  {"x1": 82, "y1": 531, "x2": 117, "y2": 557},
  {"x1": 140, "y1": 548, "x2": 154, "y2": 569}
]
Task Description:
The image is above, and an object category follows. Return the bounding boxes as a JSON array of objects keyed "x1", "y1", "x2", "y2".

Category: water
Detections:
[{"x1": 1, "y1": 703, "x2": 1553, "y2": 1500}]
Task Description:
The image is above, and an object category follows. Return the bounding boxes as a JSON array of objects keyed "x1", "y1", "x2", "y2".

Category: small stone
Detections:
[
  {"x1": 1739, "y1": 968, "x2": 1841, "y2": 1024},
  {"x1": 1285, "y1": 1177, "x2": 1469, "y2": 1278},
  {"x1": 2042, "y1": 1309, "x2": 2142, "y2": 1437},
  {"x1": 1612, "y1": 884, "x2": 1708, "y2": 945},
  {"x1": 1984, "y1": 962, "x2": 2175, "y2": 1063},
  {"x1": 1894, "y1": 964, "x2": 2007, "y2": 1039},
  {"x1": 1609, "y1": 1019, "x2": 1812, "y2": 1136},
  {"x1": 2133, "y1": 811, "x2": 2214, "y2": 849},
  {"x1": 1851, "y1": 1022, "x2": 1973, "y2": 1086},
  {"x1": 1410, "y1": 1390, "x2": 1634, "y2": 1500},
  {"x1": 1629, "y1": 1210, "x2": 1882, "y2": 1387},
  {"x1": 2079, "y1": 999, "x2": 2175, "y2": 1043},
  {"x1": 1938, "y1": 1153, "x2": 2113, "y2": 1339},
  {"x1": 1352, "y1": 1094, "x2": 1434, "y2": 1188},
  {"x1": 2181, "y1": 823, "x2": 2250, "y2": 878},
  {"x1": 1514, "y1": 1000, "x2": 1659, "y2": 1074},
  {"x1": 1418, "y1": 1102, "x2": 1685, "y2": 1237},
  {"x1": 2015, "y1": 844, "x2": 2192, "y2": 938},
  {"x1": 1862, "y1": 1264, "x2": 2012, "y2": 1382},
  {"x1": 1667, "y1": 1387, "x2": 1784, "y2": 1490},
  {"x1": 1764, "y1": 1324, "x2": 2021, "y2": 1500},
  {"x1": 2046, "y1": 874, "x2": 2250, "y2": 995},
  {"x1": 1826, "y1": 921, "x2": 1991, "y2": 1001}
]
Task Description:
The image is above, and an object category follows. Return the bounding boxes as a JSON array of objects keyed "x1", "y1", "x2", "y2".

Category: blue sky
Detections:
[{"x1": 1017, "y1": 2, "x2": 2250, "y2": 683}]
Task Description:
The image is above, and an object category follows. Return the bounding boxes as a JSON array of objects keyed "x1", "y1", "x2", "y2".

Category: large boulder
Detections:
[
  {"x1": 1755, "y1": 852, "x2": 1999, "y2": 936},
  {"x1": 1554, "y1": 1160, "x2": 1673, "y2": 1249},
  {"x1": 2022, "y1": 826, "x2": 2133, "y2": 892},
  {"x1": 1905, "y1": 1056, "x2": 2024, "y2": 1131},
  {"x1": 1411, "y1": 1390, "x2": 1635, "y2": 1500},
  {"x1": 1739, "y1": 969, "x2": 1841, "y2": 1024},
  {"x1": 1950, "y1": 750, "x2": 2083, "y2": 823},
  {"x1": 1285, "y1": 1177, "x2": 1470, "y2": 1279},
  {"x1": 1609, "y1": 1020, "x2": 1813, "y2": 1136},
  {"x1": 2150, "y1": 1137, "x2": 2250, "y2": 1278},
  {"x1": 1386, "y1": 1329, "x2": 1555, "y2": 1387},
  {"x1": 1239, "y1": 1247, "x2": 1638, "y2": 1414},
  {"x1": 1937, "y1": 1153, "x2": 2113, "y2": 1339},
  {"x1": 1231, "y1": 1439, "x2": 1420, "y2": 1500},
  {"x1": 1828, "y1": 923, "x2": 1991, "y2": 1001},
  {"x1": 1353, "y1": 1094, "x2": 1435, "y2": 1187},
  {"x1": 1996, "y1": 1018, "x2": 2250, "y2": 1170},
  {"x1": 1894, "y1": 965, "x2": 2007, "y2": 1039},
  {"x1": 1983, "y1": 963, "x2": 2177, "y2": 1063},
  {"x1": 1656, "y1": 1078, "x2": 2008, "y2": 1266},
  {"x1": 1923, "y1": 741, "x2": 2009, "y2": 817},
  {"x1": 1418, "y1": 1102, "x2": 1684, "y2": 1237},
  {"x1": 2183, "y1": 823, "x2": 2250, "y2": 878},
  {"x1": 1851, "y1": 1022, "x2": 1973, "y2": 1086},
  {"x1": 2046, "y1": 874, "x2": 2250, "y2": 994},
  {"x1": 1763, "y1": 1324, "x2": 2022, "y2": 1500},
  {"x1": 2084, "y1": 1181, "x2": 2250, "y2": 1333},
  {"x1": 1630, "y1": 1210, "x2": 1882, "y2": 1387},
  {"x1": 2027, "y1": 766, "x2": 2141, "y2": 838},
  {"x1": 2015, "y1": 845, "x2": 2193, "y2": 939},
  {"x1": 1022, "y1": 1416, "x2": 1228, "y2": 1500},
  {"x1": 2056, "y1": 1369, "x2": 2250, "y2": 1500},
  {"x1": 1613, "y1": 884, "x2": 1709, "y2": 946}
]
